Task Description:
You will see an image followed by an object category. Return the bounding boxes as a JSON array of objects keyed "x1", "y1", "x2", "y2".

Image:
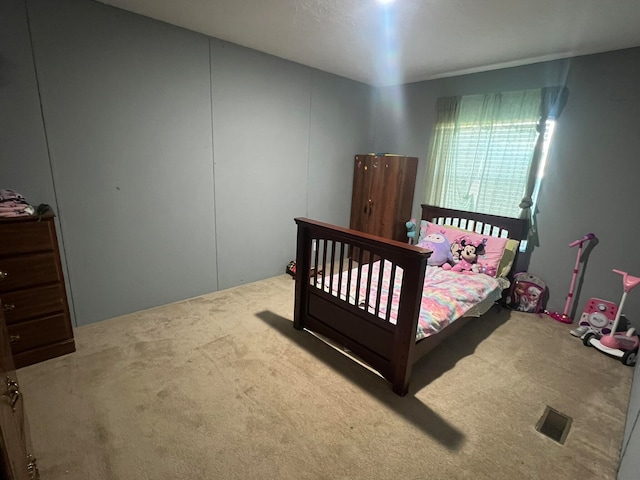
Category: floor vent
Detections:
[{"x1": 536, "y1": 406, "x2": 572, "y2": 444}]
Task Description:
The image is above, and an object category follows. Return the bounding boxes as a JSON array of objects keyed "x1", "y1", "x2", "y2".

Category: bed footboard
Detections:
[
  {"x1": 293, "y1": 218, "x2": 431, "y2": 396},
  {"x1": 293, "y1": 206, "x2": 528, "y2": 396}
]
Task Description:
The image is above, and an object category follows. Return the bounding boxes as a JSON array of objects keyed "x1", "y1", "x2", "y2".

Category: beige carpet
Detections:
[{"x1": 18, "y1": 274, "x2": 632, "y2": 479}]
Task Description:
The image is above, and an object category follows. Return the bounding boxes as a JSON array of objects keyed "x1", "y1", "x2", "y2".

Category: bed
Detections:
[{"x1": 293, "y1": 204, "x2": 528, "y2": 396}]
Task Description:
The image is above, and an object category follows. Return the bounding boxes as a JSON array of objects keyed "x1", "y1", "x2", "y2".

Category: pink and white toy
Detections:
[{"x1": 583, "y1": 269, "x2": 640, "y2": 366}]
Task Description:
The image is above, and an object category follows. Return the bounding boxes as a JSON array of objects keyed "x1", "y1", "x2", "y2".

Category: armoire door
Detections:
[
  {"x1": 349, "y1": 154, "x2": 375, "y2": 234},
  {"x1": 349, "y1": 154, "x2": 418, "y2": 243},
  {"x1": 368, "y1": 156, "x2": 403, "y2": 240},
  {"x1": 0, "y1": 306, "x2": 29, "y2": 480}
]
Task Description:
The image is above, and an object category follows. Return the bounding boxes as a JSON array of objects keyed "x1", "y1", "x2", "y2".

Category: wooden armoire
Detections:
[{"x1": 349, "y1": 154, "x2": 418, "y2": 242}]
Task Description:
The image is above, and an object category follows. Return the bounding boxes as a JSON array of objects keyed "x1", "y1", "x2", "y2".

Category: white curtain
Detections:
[
  {"x1": 424, "y1": 96, "x2": 460, "y2": 208},
  {"x1": 521, "y1": 86, "x2": 569, "y2": 247},
  {"x1": 425, "y1": 89, "x2": 542, "y2": 218}
]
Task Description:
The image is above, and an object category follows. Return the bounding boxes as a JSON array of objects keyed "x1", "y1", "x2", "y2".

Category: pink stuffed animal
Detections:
[
  {"x1": 442, "y1": 235, "x2": 487, "y2": 274},
  {"x1": 417, "y1": 231, "x2": 454, "y2": 267}
]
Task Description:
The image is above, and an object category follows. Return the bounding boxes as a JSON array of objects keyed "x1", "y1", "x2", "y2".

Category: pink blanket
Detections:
[{"x1": 317, "y1": 261, "x2": 502, "y2": 341}]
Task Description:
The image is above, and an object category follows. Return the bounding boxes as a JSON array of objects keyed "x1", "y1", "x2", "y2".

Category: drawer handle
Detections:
[
  {"x1": 2, "y1": 377, "x2": 21, "y2": 412},
  {"x1": 9, "y1": 334, "x2": 20, "y2": 343},
  {"x1": 2, "y1": 303, "x2": 15, "y2": 312},
  {"x1": 0, "y1": 271, "x2": 7, "y2": 281}
]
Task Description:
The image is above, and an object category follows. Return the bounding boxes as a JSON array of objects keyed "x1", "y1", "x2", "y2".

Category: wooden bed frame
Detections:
[{"x1": 293, "y1": 204, "x2": 528, "y2": 396}]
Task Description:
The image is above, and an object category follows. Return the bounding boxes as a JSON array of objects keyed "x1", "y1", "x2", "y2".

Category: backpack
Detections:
[{"x1": 506, "y1": 272, "x2": 546, "y2": 313}]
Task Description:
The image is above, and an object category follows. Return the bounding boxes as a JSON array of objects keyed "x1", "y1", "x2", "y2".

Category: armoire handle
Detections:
[
  {"x1": 27, "y1": 454, "x2": 40, "y2": 480},
  {"x1": 2, "y1": 377, "x2": 21, "y2": 411}
]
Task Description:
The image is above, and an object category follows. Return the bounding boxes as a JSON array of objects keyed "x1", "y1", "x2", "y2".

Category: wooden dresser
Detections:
[{"x1": 0, "y1": 213, "x2": 75, "y2": 368}]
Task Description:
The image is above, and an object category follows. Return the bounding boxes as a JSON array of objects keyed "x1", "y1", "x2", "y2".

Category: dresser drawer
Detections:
[
  {"x1": 1, "y1": 284, "x2": 66, "y2": 325},
  {"x1": 0, "y1": 253, "x2": 60, "y2": 293},
  {"x1": 0, "y1": 219, "x2": 54, "y2": 256},
  {"x1": 1, "y1": 214, "x2": 75, "y2": 368},
  {"x1": 7, "y1": 313, "x2": 71, "y2": 354}
]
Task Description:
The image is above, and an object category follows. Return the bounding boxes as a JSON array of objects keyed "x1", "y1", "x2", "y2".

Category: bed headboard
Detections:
[{"x1": 421, "y1": 204, "x2": 528, "y2": 242}]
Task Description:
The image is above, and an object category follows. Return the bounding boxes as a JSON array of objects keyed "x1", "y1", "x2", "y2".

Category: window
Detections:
[
  {"x1": 425, "y1": 88, "x2": 566, "y2": 223},
  {"x1": 439, "y1": 116, "x2": 556, "y2": 218}
]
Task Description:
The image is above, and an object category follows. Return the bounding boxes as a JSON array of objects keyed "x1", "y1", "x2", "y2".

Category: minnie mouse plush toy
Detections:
[{"x1": 442, "y1": 236, "x2": 487, "y2": 274}]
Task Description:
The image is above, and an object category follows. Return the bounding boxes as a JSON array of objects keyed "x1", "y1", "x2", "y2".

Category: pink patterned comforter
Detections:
[{"x1": 317, "y1": 261, "x2": 502, "y2": 341}]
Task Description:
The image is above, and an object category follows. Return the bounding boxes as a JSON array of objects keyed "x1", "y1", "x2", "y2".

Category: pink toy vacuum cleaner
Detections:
[
  {"x1": 583, "y1": 269, "x2": 640, "y2": 366},
  {"x1": 545, "y1": 233, "x2": 596, "y2": 324}
]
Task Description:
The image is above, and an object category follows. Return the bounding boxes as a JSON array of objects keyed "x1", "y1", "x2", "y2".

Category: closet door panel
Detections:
[
  {"x1": 393, "y1": 157, "x2": 418, "y2": 241},
  {"x1": 349, "y1": 154, "x2": 418, "y2": 242},
  {"x1": 372, "y1": 157, "x2": 402, "y2": 240}
]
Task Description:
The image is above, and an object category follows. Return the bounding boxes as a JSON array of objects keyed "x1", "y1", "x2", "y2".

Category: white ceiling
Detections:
[{"x1": 97, "y1": 0, "x2": 640, "y2": 86}]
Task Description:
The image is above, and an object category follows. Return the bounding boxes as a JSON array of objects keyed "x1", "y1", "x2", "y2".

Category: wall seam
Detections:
[
  {"x1": 306, "y1": 71, "x2": 313, "y2": 218},
  {"x1": 209, "y1": 38, "x2": 219, "y2": 291},
  {"x1": 24, "y1": 0, "x2": 78, "y2": 327}
]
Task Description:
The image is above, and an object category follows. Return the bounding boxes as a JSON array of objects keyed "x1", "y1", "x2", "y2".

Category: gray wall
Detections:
[
  {"x1": 0, "y1": 0, "x2": 55, "y2": 204},
  {"x1": 210, "y1": 40, "x2": 311, "y2": 289},
  {"x1": 27, "y1": 0, "x2": 218, "y2": 327},
  {"x1": 0, "y1": 0, "x2": 77, "y2": 313},
  {"x1": 210, "y1": 42, "x2": 374, "y2": 289},
  {"x1": 375, "y1": 50, "x2": 640, "y2": 322},
  {"x1": 0, "y1": 0, "x2": 374, "y2": 325},
  {"x1": 373, "y1": 48, "x2": 640, "y2": 479}
]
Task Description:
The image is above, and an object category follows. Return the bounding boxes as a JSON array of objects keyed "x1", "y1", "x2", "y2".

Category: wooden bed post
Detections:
[
  {"x1": 293, "y1": 219, "x2": 311, "y2": 331},
  {"x1": 390, "y1": 257, "x2": 428, "y2": 396}
]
